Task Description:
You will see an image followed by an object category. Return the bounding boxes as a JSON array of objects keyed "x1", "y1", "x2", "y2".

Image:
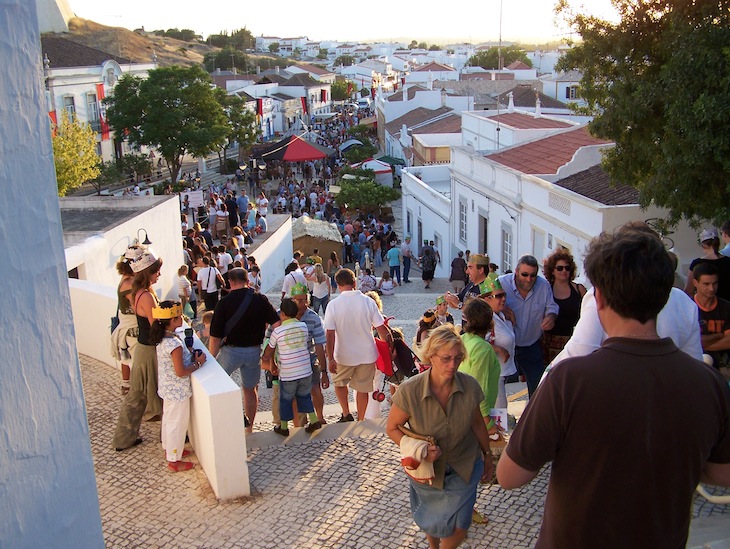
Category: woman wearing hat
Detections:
[
  {"x1": 413, "y1": 309, "x2": 439, "y2": 361},
  {"x1": 112, "y1": 249, "x2": 165, "y2": 451},
  {"x1": 684, "y1": 228, "x2": 730, "y2": 301},
  {"x1": 479, "y1": 277, "x2": 517, "y2": 410}
]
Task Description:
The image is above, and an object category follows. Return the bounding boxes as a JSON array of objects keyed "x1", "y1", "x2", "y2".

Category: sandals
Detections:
[
  {"x1": 167, "y1": 461, "x2": 195, "y2": 472},
  {"x1": 472, "y1": 509, "x2": 489, "y2": 525}
]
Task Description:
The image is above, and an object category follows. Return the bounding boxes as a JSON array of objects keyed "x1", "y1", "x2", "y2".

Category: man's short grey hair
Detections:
[{"x1": 517, "y1": 255, "x2": 539, "y2": 269}]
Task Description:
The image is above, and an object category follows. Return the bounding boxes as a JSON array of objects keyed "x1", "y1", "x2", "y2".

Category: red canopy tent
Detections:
[{"x1": 251, "y1": 134, "x2": 336, "y2": 162}]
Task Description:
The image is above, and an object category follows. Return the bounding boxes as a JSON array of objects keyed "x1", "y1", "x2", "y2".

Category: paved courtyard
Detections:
[{"x1": 83, "y1": 276, "x2": 730, "y2": 548}]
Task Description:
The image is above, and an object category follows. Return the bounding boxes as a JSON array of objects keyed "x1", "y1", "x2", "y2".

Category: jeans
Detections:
[
  {"x1": 217, "y1": 345, "x2": 262, "y2": 389},
  {"x1": 312, "y1": 294, "x2": 329, "y2": 315},
  {"x1": 515, "y1": 340, "x2": 545, "y2": 397},
  {"x1": 279, "y1": 375, "x2": 314, "y2": 421},
  {"x1": 389, "y1": 265, "x2": 401, "y2": 285},
  {"x1": 403, "y1": 256, "x2": 411, "y2": 281}
]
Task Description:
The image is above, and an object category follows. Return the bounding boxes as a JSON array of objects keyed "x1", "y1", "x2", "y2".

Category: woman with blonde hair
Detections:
[
  {"x1": 386, "y1": 324, "x2": 493, "y2": 548},
  {"x1": 309, "y1": 263, "x2": 331, "y2": 315}
]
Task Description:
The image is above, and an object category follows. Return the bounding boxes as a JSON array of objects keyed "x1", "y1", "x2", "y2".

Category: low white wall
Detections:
[
  {"x1": 69, "y1": 279, "x2": 249, "y2": 499},
  {"x1": 253, "y1": 216, "x2": 294, "y2": 293}
]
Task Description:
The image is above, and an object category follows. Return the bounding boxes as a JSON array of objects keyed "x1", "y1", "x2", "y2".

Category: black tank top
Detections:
[
  {"x1": 548, "y1": 283, "x2": 582, "y2": 336},
  {"x1": 134, "y1": 290, "x2": 157, "y2": 346}
]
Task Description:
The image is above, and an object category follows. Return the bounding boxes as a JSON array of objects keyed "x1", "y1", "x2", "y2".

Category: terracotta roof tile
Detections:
[
  {"x1": 485, "y1": 126, "x2": 612, "y2": 175},
  {"x1": 41, "y1": 35, "x2": 130, "y2": 67},
  {"x1": 411, "y1": 113, "x2": 462, "y2": 134},
  {"x1": 506, "y1": 85, "x2": 567, "y2": 109},
  {"x1": 298, "y1": 63, "x2": 333, "y2": 75},
  {"x1": 487, "y1": 112, "x2": 573, "y2": 130},
  {"x1": 386, "y1": 84, "x2": 429, "y2": 102},
  {"x1": 385, "y1": 106, "x2": 453, "y2": 136},
  {"x1": 413, "y1": 62, "x2": 456, "y2": 72},
  {"x1": 554, "y1": 165, "x2": 638, "y2": 205},
  {"x1": 505, "y1": 60, "x2": 532, "y2": 70}
]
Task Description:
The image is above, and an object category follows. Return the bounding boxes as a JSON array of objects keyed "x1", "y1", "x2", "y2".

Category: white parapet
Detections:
[{"x1": 68, "y1": 279, "x2": 250, "y2": 499}]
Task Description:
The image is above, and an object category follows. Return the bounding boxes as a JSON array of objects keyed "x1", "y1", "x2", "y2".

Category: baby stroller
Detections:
[{"x1": 373, "y1": 319, "x2": 426, "y2": 402}]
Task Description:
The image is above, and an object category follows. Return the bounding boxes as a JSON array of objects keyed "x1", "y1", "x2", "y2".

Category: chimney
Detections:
[
  {"x1": 507, "y1": 91, "x2": 514, "y2": 113},
  {"x1": 256, "y1": 66, "x2": 261, "y2": 75},
  {"x1": 534, "y1": 96, "x2": 542, "y2": 118},
  {"x1": 215, "y1": 67, "x2": 221, "y2": 75},
  {"x1": 275, "y1": 66, "x2": 280, "y2": 75}
]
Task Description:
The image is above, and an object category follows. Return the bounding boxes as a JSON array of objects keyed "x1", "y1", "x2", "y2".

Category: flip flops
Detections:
[{"x1": 167, "y1": 461, "x2": 195, "y2": 472}]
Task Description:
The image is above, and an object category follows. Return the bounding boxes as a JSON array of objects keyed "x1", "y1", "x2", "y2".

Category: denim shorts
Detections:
[{"x1": 216, "y1": 345, "x2": 262, "y2": 389}]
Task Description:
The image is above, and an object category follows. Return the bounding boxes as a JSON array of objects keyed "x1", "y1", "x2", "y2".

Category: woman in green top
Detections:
[{"x1": 459, "y1": 298, "x2": 501, "y2": 437}]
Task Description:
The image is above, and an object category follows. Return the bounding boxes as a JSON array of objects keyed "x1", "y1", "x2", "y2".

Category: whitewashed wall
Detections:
[{"x1": 0, "y1": 2, "x2": 104, "y2": 546}]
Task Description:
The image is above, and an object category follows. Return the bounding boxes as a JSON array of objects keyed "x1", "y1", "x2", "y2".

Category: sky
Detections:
[{"x1": 67, "y1": 0, "x2": 618, "y2": 44}]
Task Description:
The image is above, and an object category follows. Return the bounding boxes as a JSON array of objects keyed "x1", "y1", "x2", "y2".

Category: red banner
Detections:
[
  {"x1": 320, "y1": 89, "x2": 327, "y2": 102},
  {"x1": 347, "y1": 82, "x2": 353, "y2": 95},
  {"x1": 49, "y1": 111, "x2": 57, "y2": 136},
  {"x1": 96, "y1": 83, "x2": 110, "y2": 141},
  {"x1": 371, "y1": 87, "x2": 376, "y2": 99},
  {"x1": 300, "y1": 96, "x2": 308, "y2": 114},
  {"x1": 257, "y1": 98, "x2": 263, "y2": 115}
]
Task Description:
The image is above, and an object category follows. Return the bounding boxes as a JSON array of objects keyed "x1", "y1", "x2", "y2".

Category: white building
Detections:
[
  {"x1": 541, "y1": 70, "x2": 584, "y2": 106},
  {"x1": 41, "y1": 35, "x2": 156, "y2": 162},
  {"x1": 401, "y1": 119, "x2": 698, "y2": 282},
  {"x1": 406, "y1": 62, "x2": 459, "y2": 84}
]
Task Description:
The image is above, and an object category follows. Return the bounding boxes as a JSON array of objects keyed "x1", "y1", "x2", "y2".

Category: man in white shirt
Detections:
[
  {"x1": 281, "y1": 261, "x2": 307, "y2": 299},
  {"x1": 256, "y1": 192, "x2": 269, "y2": 217},
  {"x1": 324, "y1": 269, "x2": 392, "y2": 422},
  {"x1": 401, "y1": 236, "x2": 414, "y2": 283},
  {"x1": 196, "y1": 256, "x2": 224, "y2": 311},
  {"x1": 542, "y1": 286, "x2": 703, "y2": 384},
  {"x1": 217, "y1": 245, "x2": 233, "y2": 274}
]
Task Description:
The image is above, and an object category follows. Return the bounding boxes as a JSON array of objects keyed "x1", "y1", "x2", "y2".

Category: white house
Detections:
[
  {"x1": 287, "y1": 63, "x2": 336, "y2": 85},
  {"x1": 406, "y1": 62, "x2": 459, "y2": 84},
  {"x1": 41, "y1": 35, "x2": 156, "y2": 162},
  {"x1": 401, "y1": 121, "x2": 698, "y2": 283},
  {"x1": 541, "y1": 70, "x2": 584, "y2": 106}
]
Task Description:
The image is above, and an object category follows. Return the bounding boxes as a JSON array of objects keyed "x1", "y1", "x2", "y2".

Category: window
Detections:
[
  {"x1": 532, "y1": 227, "x2": 545, "y2": 260},
  {"x1": 501, "y1": 224, "x2": 513, "y2": 273},
  {"x1": 406, "y1": 210, "x2": 412, "y2": 236},
  {"x1": 87, "y1": 93, "x2": 100, "y2": 132},
  {"x1": 565, "y1": 85, "x2": 578, "y2": 100},
  {"x1": 459, "y1": 198, "x2": 467, "y2": 242},
  {"x1": 63, "y1": 95, "x2": 76, "y2": 120}
]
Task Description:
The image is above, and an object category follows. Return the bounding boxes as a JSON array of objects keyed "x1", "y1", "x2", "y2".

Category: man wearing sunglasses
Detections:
[{"x1": 498, "y1": 255, "x2": 558, "y2": 397}]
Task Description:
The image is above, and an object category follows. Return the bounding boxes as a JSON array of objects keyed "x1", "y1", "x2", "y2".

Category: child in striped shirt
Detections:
[{"x1": 262, "y1": 298, "x2": 319, "y2": 436}]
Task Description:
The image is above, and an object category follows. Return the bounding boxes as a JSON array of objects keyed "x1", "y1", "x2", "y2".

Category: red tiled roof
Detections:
[
  {"x1": 553, "y1": 165, "x2": 638, "y2": 205},
  {"x1": 506, "y1": 85, "x2": 567, "y2": 109},
  {"x1": 413, "y1": 62, "x2": 455, "y2": 72},
  {"x1": 485, "y1": 126, "x2": 612, "y2": 175},
  {"x1": 506, "y1": 60, "x2": 531, "y2": 70},
  {"x1": 412, "y1": 114, "x2": 462, "y2": 134},
  {"x1": 41, "y1": 35, "x2": 131, "y2": 68},
  {"x1": 385, "y1": 106, "x2": 453, "y2": 136},
  {"x1": 486, "y1": 112, "x2": 573, "y2": 130},
  {"x1": 386, "y1": 84, "x2": 429, "y2": 102},
  {"x1": 298, "y1": 63, "x2": 333, "y2": 75}
]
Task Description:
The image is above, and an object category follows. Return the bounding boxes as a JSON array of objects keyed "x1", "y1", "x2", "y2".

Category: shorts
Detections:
[
  {"x1": 217, "y1": 345, "x2": 262, "y2": 389},
  {"x1": 332, "y1": 362, "x2": 376, "y2": 393}
]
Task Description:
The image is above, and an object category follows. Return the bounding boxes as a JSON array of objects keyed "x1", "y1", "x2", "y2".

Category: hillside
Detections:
[{"x1": 66, "y1": 18, "x2": 213, "y2": 67}]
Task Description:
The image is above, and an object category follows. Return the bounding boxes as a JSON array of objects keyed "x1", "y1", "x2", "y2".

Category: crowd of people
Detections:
[{"x1": 110, "y1": 184, "x2": 730, "y2": 549}]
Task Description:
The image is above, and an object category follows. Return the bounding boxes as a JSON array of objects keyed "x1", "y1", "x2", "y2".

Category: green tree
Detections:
[
  {"x1": 409, "y1": 40, "x2": 418, "y2": 49},
  {"x1": 292, "y1": 47, "x2": 302, "y2": 60},
  {"x1": 215, "y1": 90, "x2": 260, "y2": 172},
  {"x1": 418, "y1": 42, "x2": 428, "y2": 50},
  {"x1": 230, "y1": 28, "x2": 254, "y2": 50},
  {"x1": 331, "y1": 81, "x2": 350, "y2": 101},
  {"x1": 467, "y1": 46, "x2": 532, "y2": 69},
  {"x1": 104, "y1": 65, "x2": 228, "y2": 184},
  {"x1": 343, "y1": 141, "x2": 377, "y2": 164},
  {"x1": 334, "y1": 55, "x2": 355, "y2": 67},
  {"x1": 556, "y1": 0, "x2": 730, "y2": 225},
  {"x1": 203, "y1": 47, "x2": 248, "y2": 72},
  {"x1": 335, "y1": 176, "x2": 400, "y2": 214},
  {"x1": 52, "y1": 110, "x2": 100, "y2": 196},
  {"x1": 91, "y1": 159, "x2": 123, "y2": 195},
  {"x1": 317, "y1": 48, "x2": 329, "y2": 60},
  {"x1": 268, "y1": 42, "x2": 279, "y2": 53},
  {"x1": 429, "y1": 44, "x2": 441, "y2": 51},
  {"x1": 121, "y1": 152, "x2": 152, "y2": 182}
]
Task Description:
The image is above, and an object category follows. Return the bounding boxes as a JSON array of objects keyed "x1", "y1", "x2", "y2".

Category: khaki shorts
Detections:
[{"x1": 332, "y1": 362, "x2": 376, "y2": 393}]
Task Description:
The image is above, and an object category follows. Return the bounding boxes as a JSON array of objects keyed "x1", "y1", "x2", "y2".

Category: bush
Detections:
[{"x1": 224, "y1": 158, "x2": 239, "y2": 174}]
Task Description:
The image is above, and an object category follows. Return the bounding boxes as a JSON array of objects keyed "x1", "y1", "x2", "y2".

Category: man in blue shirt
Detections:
[
  {"x1": 386, "y1": 241, "x2": 402, "y2": 285},
  {"x1": 499, "y1": 255, "x2": 558, "y2": 397}
]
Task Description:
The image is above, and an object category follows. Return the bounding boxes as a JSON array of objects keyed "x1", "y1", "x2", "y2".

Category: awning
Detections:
[
  {"x1": 338, "y1": 139, "x2": 363, "y2": 152},
  {"x1": 376, "y1": 155, "x2": 406, "y2": 166},
  {"x1": 359, "y1": 116, "x2": 377, "y2": 126}
]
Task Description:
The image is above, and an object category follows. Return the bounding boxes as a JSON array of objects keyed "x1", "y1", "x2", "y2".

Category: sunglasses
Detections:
[
  {"x1": 555, "y1": 265, "x2": 571, "y2": 272},
  {"x1": 488, "y1": 292, "x2": 506, "y2": 299},
  {"x1": 519, "y1": 272, "x2": 538, "y2": 278}
]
